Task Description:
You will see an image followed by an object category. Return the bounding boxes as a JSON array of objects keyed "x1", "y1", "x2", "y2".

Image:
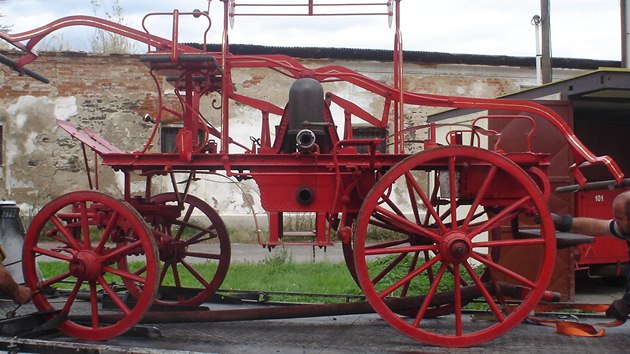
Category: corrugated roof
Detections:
[{"x1": 190, "y1": 43, "x2": 620, "y2": 70}]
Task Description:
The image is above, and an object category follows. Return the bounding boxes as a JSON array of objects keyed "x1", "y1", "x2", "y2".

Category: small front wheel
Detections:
[{"x1": 22, "y1": 191, "x2": 159, "y2": 340}]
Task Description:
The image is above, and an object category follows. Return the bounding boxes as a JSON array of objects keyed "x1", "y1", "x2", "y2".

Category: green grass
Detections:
[
  {"x1": 38, "y1": 251, "x2": 363, "y2": 303},
  {"x1": 221, "y1": 262, "x2": 361, "y2": 303},
  {"x1": 38, "y1": 252, "x2": 484, "y2": 305}
]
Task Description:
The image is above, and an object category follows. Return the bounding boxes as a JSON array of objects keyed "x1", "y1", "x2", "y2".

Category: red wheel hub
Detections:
[
  {"x1": 69, "y1": 251, "x2": 102, "y2": 281},
  {"x1": 159, "y1": 240, "x2": 187, "y2": 263},
  {"x1": 144, "y1": 192, "x2": 231, "y2": 308},
  {"x1": 440, "y1": 232, "x2": 472, "y2": 264}
]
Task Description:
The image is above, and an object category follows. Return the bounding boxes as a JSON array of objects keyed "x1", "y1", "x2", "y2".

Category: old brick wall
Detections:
[
  {"x1": 0, "y1": 51, "x2": 586, "y2": 228},
  {"x1": 0, "y1": 52, "x2": 162, "y2": 221}
]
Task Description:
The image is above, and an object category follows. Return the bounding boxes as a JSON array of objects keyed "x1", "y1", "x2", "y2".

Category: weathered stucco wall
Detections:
[
  {"x1": 0, "y1": 51, "x2": 586, "y2": 230},
  {"x1": 0, "y1": 52, "x2": 163, "y2": 222}
]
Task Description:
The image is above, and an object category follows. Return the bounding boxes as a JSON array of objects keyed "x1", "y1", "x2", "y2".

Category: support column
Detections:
[
  {"x1": 540, "y1": 0, "x2": 552, "y2": 84},
  {"x1": 622, "y1": 0, "x2": 630, "y2": 68}
]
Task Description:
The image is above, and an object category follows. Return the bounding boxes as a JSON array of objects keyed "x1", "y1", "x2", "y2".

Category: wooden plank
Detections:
[{"x1": 56, "y1": 119, "x2": 123, "y2": 155}]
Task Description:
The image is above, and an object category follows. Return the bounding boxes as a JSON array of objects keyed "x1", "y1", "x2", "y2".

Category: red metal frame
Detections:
[{"x1": 3, "y1": 0, "x2": 626, "y2": 347}]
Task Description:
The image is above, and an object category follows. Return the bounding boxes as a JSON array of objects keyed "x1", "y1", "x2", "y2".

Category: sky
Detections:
[{"x1": 0, "y1": 0, "x2": 623, "y2": 60}]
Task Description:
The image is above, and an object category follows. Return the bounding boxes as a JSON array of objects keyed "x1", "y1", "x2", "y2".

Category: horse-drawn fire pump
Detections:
[{"x1": 0, "y1": 0, "x2": 625, "y2": 348}]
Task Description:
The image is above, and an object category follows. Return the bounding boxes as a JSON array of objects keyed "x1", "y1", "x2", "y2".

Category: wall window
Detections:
[
  {"x1": 160, "y1": 126, "x2": 179, "y2": 153},
  {"x1": 352, "y1": 126, "x2": 388, "y2": 153}
]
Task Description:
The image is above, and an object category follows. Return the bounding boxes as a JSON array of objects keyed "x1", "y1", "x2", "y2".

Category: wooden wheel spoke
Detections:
[
  {"x1": 463, "y1": 262, "x2": 505, "y2": 322},
  {"x1": 175, "y1": 203, "x2": 196, "y2": 240},
  {"x1": 183, "y1": 231, "x2": 217, "y2": 246},
  {"x1": 170, "y1": 266, "x2": 185, "y2": 302},
  {"x1": 134, "y1": 264, "x2": 148, "y2": 277},
  {"x1": 405, "y1": 172, "x2": 448, "y2": 233},
  {"x1": 98, "y1": 276, "x2": 131, "y2": 315},
  {"x1": 413, "y1": 262, "x2": 448, "y2": 327},
  {"x1": 379, "y1": 255, "x2": 442, "y2": 299},
  {"x1": 101, "y1": 240, "x2": 143, "y2": 263},
  {"x1": 460, "y1": 213, "x2": 487, "y2": 230},
  {"x1": 169, "y1": 219, "x2": 219, "y2": 245},
  {"x1": 89, "y1": 281, "x2": 100, "y2": 328},
  {"x1": 61, "y1": 280, "x2": 84, "y2": 314},
  {"x1": 380, "y1": 193, "x2": 407, "y2": 218},
  {"x1": 453, "y1": 265, "x2": 463, "y2": 336},
  {"x1": 41, "y1": 271, "x2": 73, "y2": 288},
  {"x1": 181, "y1": 260, "x2": 210, "y2": 287},
  {"x1": 447, "y1": 157, "x2": 458, "y2": 228},
  {"x1": 158, "y1": 262, "x2": 171, "y2": 286},
  {"x1": 184, "y1": 251, "x2": 221, "y2": 260},
  {"x1": 475, "y1": 238, "x2": 546, "y2": 248},
  {"x1": 96, "y1": 211, "x2": 120, "y2": 253},
  {"x1": 462, "y1": 166, "x2": 497, "y2": 232},
  {"x1": 49, "y1": 234, "x2": 73, "y2": 248},
  {"x1": 365, "y1": 244, "x2": 438, "y2": 256},
  {"x1": 404, "y1": 174, "x2": 422, "y2": 225},
  {"x1": 469, "y1": 196, "x2": 531, "y2": 240},
  {"x1": 79, "y1": 201, "x2": 92, "y2": 250},
  {"x1": 171, "y1": 263, "x2": 183, "y2": 288},
  {"x1": 104, "y1": 266, "x2": 146, "y2": 284},
  {"x1": 438, "y1": 208, "x2": 453, "y2": 228},
  {"x1": 422, "y1": 171, "x2": 442, "y2": 226},
  {"x1": 401, "y1": 252, "x2": 420, "y2": 297},
  {"x1": 33, "y1": 246, "x2": 73, "y2": 262},
  {"x1": 372, "y1": 252, "x2": 407, "y2": 285},
  {"x1": 369, "y1": 217, "x2": 413, "y2": 235},
  {"x1": 366, "y1": 239, "x2": 411, "y2": 250},
  {"x1": 50, "y1": 215, "x2": 82, "y2": 251},
  {"x1": 445, "y1": 262, "x2": 469, "y2": 287},
  {"x1": 471, "y1": 252, "x2": 536, "y2": 288},
  {"x1": 374, "y1": 206, "x2": 441, "y2": 242}
]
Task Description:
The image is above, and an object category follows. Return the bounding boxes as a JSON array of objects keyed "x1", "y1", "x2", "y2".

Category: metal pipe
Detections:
[
  {"x1": 555, "y1": 177, "x2": 630, "y2": 193},
  {"x1": 70, "y1": 283, "x2": 560, "y2": 325},
  {"x1": 531, "y1": 15, "x2": 542, "y2": 85},
  {"x1": 622, "y1": 0, "x2": 630, "y2": 68},
  {"x1": 221, "y1": 0, "x2": 231, "y2": 154},
  {"x1": 296, "y1": 129, "x2": 316, "y2": 150},
  {"x1": 73, "y1": 285, "x2": 485, "y2": 324},
  {"x1": 540, "y1": 0, "x2": 552, "y2": 84}
]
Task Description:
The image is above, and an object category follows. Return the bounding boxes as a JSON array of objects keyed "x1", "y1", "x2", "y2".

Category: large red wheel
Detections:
[
  {"x1": 148, "y1": 193, "x2": 231, "y2": 307},
  {"x1": 354, "y1": 146, "x2": 555, "y2": 348},
  {"x1": 22, "y1": 191, "x2": 159, "y2": 340},
  {"x1": 343, "y1": 214, "x2": 463, "y2": 318}
]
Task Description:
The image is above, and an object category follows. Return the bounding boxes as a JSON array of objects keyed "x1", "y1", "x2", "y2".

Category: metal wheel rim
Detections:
[
  {"x1": 353, "y1": 146, "x2": 555, "y2": 347},
  {"x1": 22, "y1": 191, "x2": 159, "y2": 340},
  {"x1": 149, "y1": 192, "x2": 231, "y2": 307}
]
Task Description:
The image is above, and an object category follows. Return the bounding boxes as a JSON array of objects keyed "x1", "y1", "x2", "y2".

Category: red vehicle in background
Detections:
[
  {"x1": 457, "y1": 89, "x2": 630, "y2": 288},
  {"x1": 566, "y1": 181, "x2": 629, "y2": 281}
]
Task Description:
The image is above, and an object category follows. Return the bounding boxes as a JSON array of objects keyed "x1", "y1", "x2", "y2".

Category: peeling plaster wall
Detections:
[
  {"x1": 0, "y1": 51, "x2": 587, "y2": 227},
  {"x1": 0, "y1": 52, "x2": 160, "y2": 220}
]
